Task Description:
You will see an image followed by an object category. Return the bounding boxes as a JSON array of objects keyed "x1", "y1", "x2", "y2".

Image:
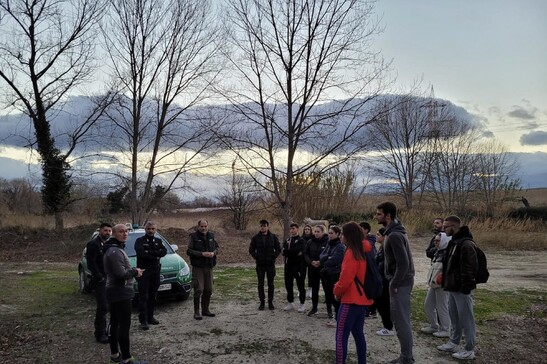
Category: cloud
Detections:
[
  {"x1": 519, "y1": 131, "x2": 547, "y2": 146},
  {"x1": 482, "y1": 130, "x2": 495, "y2": 138},
  {"x1": 508, "y1": 105, "x2": 537, "y2": 120}
]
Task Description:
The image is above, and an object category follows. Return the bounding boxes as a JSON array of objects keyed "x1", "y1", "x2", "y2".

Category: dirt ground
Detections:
[{"x1": 0, "y1": 218, "x2": 546, "y2": 363}]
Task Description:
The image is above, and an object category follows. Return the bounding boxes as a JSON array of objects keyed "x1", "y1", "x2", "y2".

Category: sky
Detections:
[
  {"x1": 1, "y1": 0, "x2": 546, "y2": 190},
  {"x1": 374, "y1": 0, "x2": 547, "y2": 153}
]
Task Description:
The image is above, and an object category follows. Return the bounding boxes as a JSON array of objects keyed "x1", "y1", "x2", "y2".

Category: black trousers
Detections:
[
  {"x1": 136, "y1": 265, "x2": 161, "y2": 323},
  {"x1": 284, "y1": 264, "x2": 306, "y2": 304},
  {"x1": 308, "y1": 266, "x2": 321, "y2": 310},
  {"x1": 321, "y1": 272, "x2": 340, "y2": 319},
  {"x1": 375, "y1": 279, "x2": 393, "y2": 330},
  {"x1": 256, "y1": 264, "x2": 276, "y2": 303},
  {"x1": 109, "y1": 299, "x2": 132, "y2": 360},
  {"x1": 94, "y1": 280, "x2": 108, "y2": 338}
]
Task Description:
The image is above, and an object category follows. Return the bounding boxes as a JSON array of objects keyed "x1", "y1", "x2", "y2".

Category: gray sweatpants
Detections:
[
  {"x1": 424, "y1": 287, "x2": 450, "y2": 331},
  {"x1": 448, "y1": 291, "x2": 476, "y2": 351},
  {"x1": 390, "y1": 284, "x2": 414, "y2": 362}
]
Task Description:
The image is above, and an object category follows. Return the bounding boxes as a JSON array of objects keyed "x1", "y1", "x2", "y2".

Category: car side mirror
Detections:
[{"x1": 170, "y1": 244, "x2": 179, "y2": 252}]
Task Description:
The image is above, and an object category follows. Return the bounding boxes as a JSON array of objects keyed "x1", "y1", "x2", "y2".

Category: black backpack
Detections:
[
  {"x1": 354, "y1": 250, "x2": 383, "y2": 299},
  {"x1": 472, "y1": 242, "x2": 490, "y2": 284}
]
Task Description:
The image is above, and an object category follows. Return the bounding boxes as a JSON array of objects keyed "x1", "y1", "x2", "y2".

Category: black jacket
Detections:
[
  {"x1": 442, "y1": 226, "x2": 478, "y2": 294},
  {"x1": 304, "y1": 234, "x2": 328, "y2": 266},
  {"x1": 86, "y1": 234, "x2": 108, "y2": 282},
  {"x1": 103, "y1": 239, "x2": 138, "y2": 303},
  {"x1": 135, "y1": 234, "x2": 167, "y2": 269},
  {"x1": 249, "y1": 231, "x2": 281, "y2": 266},
  {"x1": 384, "y1": 220, "x2": 415, "y2": 289},
  {"x1": 282, "y1": 235, "x2": 306, "y2": 267},
  {"x1": 426, "y1": 230, "x2": 441, "y2": 260},
  {"x1": 187, "y1": 231, "x2": 219, "y2": 268}
]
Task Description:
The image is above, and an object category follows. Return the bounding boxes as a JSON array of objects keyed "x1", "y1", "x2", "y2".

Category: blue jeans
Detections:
[
  {"x1": 335, "y1": 304, "x2": 367, "y2": 364},
  {"x1": 448, "y1": 291, "x2": 476, "y2": 351}
]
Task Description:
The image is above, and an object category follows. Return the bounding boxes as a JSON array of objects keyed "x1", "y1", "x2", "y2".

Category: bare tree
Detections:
[
  {"x1": 218, "y1": 0, "x2": 388, "y2": 238},
  {"x1": 0, "y1": 0, "x2": 108, "y2": 229},
  {"x1": 473, "y1": 140, "x2": 520, "y2": 217},
  {"x1": 101, "y1": 0, "x2": 223, "y2": 225}
]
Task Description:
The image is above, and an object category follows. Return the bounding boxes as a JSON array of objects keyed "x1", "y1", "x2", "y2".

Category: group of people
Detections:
[{"x1": 87, "y1": 201, "x2": 481, "y2": 364}]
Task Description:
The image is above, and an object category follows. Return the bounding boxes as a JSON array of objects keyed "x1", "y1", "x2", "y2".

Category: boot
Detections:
[
  {"x1": 193, "y1": 296, "x2": 202, "y2": 320},
  {"x1": 201, "y1": 292, "x2": 215, "y2": 317}
]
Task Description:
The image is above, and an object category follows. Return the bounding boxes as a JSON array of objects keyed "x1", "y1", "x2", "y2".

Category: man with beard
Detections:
[
  {"x1": 187, "y1": 219, "x2": 219, "y2": 320},
  {"x1": 86, "y1": 222, "x2": 112, "y2": 343},
  {"x1": 376, "y1": 202, "x2": 415, "y2": 364},
  {"x1": 135, "y1": 222, "x2": 167, "y2": 330},
  {"x1": 426, "y1": 218, "x2": 444, "y2": 260},
  {"x1": 437, "y1": 215, "x2": 478, "y2": 361}
]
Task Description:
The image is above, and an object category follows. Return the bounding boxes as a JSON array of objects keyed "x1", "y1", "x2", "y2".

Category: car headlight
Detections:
[{"x1": 179, "y1": 264, "x2": 190, "y2": 276}]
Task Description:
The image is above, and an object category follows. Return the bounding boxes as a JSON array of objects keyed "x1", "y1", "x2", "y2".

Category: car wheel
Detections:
[
  {"x1": 175, "y1": 292, "x2": 190, "y2": 301},
  {"x1": 79, "y1": 267, "x2": 91, "y2": 293}
]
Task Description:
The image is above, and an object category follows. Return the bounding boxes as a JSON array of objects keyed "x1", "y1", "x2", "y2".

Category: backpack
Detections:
[
  {"x1": 354, "y1": 250, "x2": 383, "y2": 299},
  {"x1": 472, "y1": 242, "x2": 490, "y2": 284}
]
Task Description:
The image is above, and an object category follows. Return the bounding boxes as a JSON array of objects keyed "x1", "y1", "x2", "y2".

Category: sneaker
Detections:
[
  {"x1": 258, "y1": 302, "x2": 265, "y2": 310},
  {"x1": 268, "y1": 302, "x2": 275, "y2": 310},
  {"x1": 123, "y1": 358, "x2": 147, "y2": 364},
  {"x1": 148, "y1": 317, "x2": 159, "y2": 325},
  {"x1": 96, "y1": 334, "x2": 109, "y2": 344},
  {"x1": 327, "y1": 312, "x2": 334, "y2": 319},
  {"x1": 109, "y1": 355, "x2": 121, "y2": 364},
  {"x1": 433, "y1": 330, "x2": 450, "y2": 338},
  {"x1": 420, "y1": 326, "x2": 437, "y2": 334},
  {"x1": 139, "y1": 322, "x2": 149, "y2": 331},
  {"x1": 298, "y1": 303, "x2": 305, "y2": 313},
  {"x1": 307, "y1": 308, "x2": 318, "y2": 316},
  {"x1": 376, "y1": 328, "x2": 395, "y2": 336},
  {"x1": 283, "y1": 302, "x2": 294, "y2": 311},
  {"x1": 437, "y1": 342, "x2": 461, "y2": 353},
  {"x1": 326, "y1": 319, "x2": 336, "y2": 327},
  {"x1": 452, "y1": 350, "x2": 475, "y2": 360}
]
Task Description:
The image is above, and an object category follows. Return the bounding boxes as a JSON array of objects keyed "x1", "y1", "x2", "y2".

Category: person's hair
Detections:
[
  {"x1": 359, "y1": 221, "x2": 371, "y2": 232},
  {"x1": 145, "y1": 221, "x2": 156, "y2": 228},
  {"x1": 99, "y1": 222, "x2": 112, "y2": 229},
  {"x1": 259, "y1": 219, "x2": 269, "y2": 226},
  {"x1": 314, "y1": 225, "x2": 325, "y2": 233},
  {"x1": 329, "y1": 225, "x2": 341, "y2": 235},
  {"x1": 197, "y1": 219, "x2": 208, "y2": 226},
  {"x1": 342, "y1": 222, "x2": 365, "y2": 260},
  {"x1": 289, "y1": 223, "x2": 299, "y2": 228},
  {"x1": 378, "y1": 227, "x2": 386, "y2": 236},
  {"x1": 444, "y1": 215, "x2": 461, "y2": 226},
  {"x1": 303, "y1": 224, "x2": 312, "y2": 232},
  {"x1": 434, "y1": 217, "x2": 444, "y2": 223},
  {"x1": 377, "y1": 201, "x2": 397, "y2": 219}
]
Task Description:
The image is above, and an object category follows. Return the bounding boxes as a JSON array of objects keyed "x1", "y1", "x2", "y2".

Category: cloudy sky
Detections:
[
  {"x1": 375, "y1": 0, "x2": 547, "y2": 153},
  {"x1": 1, "y1": 0, "x2": 546, "y2": 190}
]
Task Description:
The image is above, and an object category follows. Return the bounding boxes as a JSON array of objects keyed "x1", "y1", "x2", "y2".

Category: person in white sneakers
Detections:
[
  {"x1": 282, "y1": 223, "x2": 307, "y2": 313},
  {"x1": 437, "y1": 216, "x2": 478, "y2": 361},
  {"x1": 421, "y1": 232, "x2": 451, "y2": 338}
]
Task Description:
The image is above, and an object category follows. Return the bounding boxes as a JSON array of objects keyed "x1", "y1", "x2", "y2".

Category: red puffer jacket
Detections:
[{"x1": 333, "y1": 240, "x2": 374, "y2": 306}]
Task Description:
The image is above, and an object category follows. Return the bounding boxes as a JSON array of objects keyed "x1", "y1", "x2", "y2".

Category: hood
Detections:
[
  {"x1": 328, "y1": 237, "x2": 341, "y2": 246},
  {"x1": 452, "y1": 225, "x2": 473, "y2": 241},
  {"x1": 438, "y1": 232, "x2": 451, "y2": 250},
  {"x1": 385, "y1": 220, "x2": 407, "y2": 235}
]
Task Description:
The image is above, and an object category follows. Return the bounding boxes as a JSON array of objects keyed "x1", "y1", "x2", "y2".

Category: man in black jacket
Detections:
[
  {"x1": 135, "y1": 222, "x2": 167, "y2": 330},
  {"x1": 437, "y1": 215, "x2": 478, "y2": 361},
  {"x1": 86, "y1": 222, "x2": 112, "y2": 344},
  {"x1": 249, "y1": 219, "x2": 281, "y2": 310},
  {"x1": 187, "y1": 219, "x2": 219, "y2": 320},
  {"x1": 282, "y1": 223, "x2": 307, "y2": 312}
]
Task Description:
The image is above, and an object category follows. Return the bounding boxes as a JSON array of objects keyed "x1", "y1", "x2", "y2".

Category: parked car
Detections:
[{"x1": 78, "y1": 228, "x2": 192, "y2": 301}]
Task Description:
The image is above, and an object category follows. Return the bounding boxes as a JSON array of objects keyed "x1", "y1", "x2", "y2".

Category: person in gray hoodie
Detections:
[{"x1": 375, "y1": 202, "x2": 415, "y2": 364}]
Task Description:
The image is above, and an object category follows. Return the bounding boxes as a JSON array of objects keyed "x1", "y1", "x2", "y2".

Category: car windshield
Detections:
[{"x1": 123, "y1": 232, "x2": 175, "y2": 257}]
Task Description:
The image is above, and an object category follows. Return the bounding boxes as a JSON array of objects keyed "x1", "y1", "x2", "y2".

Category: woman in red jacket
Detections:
[{"x1": 333, "y1": 222, "x2": 374, "y2": 364}]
